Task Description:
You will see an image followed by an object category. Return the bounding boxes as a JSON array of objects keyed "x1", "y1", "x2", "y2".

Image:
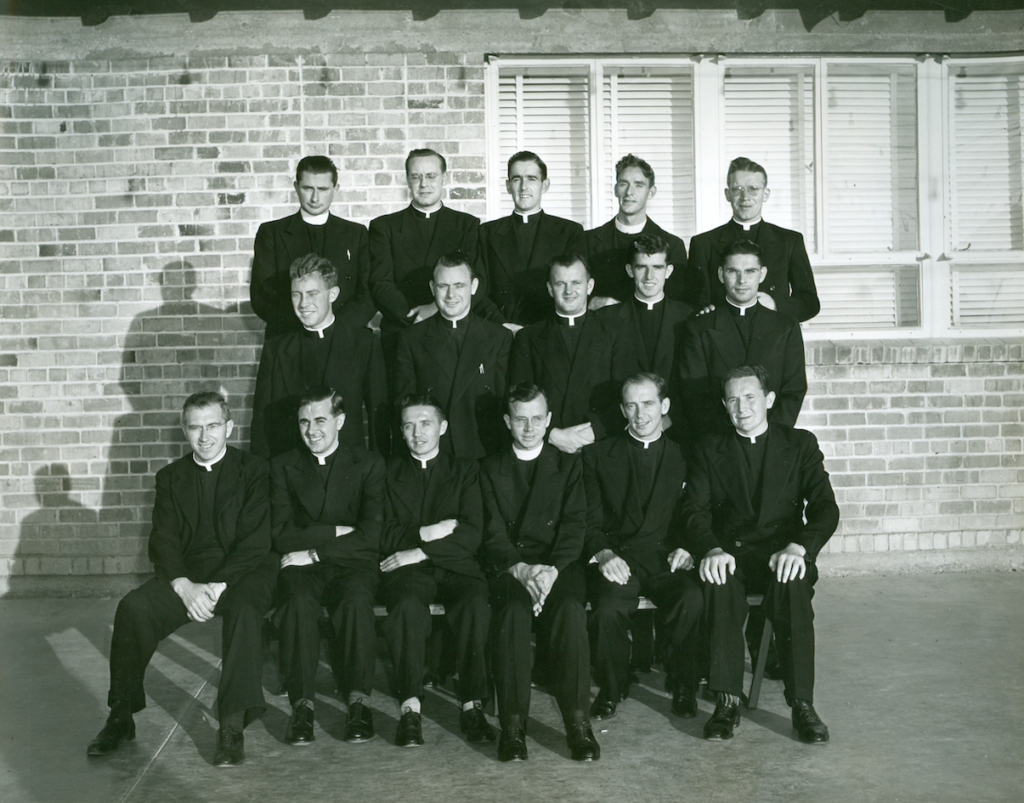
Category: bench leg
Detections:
[{"x1": 747, "y1": 616, "x2": 773, "y2": 710}]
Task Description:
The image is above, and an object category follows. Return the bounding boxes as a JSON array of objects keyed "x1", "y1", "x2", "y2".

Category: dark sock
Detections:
[{"x1": 221, "y1": 710, "x2": 244, "y2": 731}]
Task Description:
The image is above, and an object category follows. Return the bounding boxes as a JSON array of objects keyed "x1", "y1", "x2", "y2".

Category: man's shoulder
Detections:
[
  {"x1": 340, "y1": 443, "x2": 386, "y2": 472},
  {"x1": 227, "y1": 446, "x2": 269, "y2": 474},
  {"x1": 480, "y1": 215, "x2": 512, "y2": 235},
  {"x1": 327, "y1": 213, "x2": 369, "y2": 235},
  {"x1": 584, "y1": 217, "x2": 616, "y2": 240},
  {"x1": 257, "y1": 212, "x2": 300, "y2": 234},
  {"x1": 689, "y1": 221, "x2": 731, "y2": 245},
  {"x1": 665, "y1": 297, "x2": 694, "y2": 320},
  {"x1": 471, "y1": 314, "x2": 514, "y2": 342},
  {"x1": 440, "y1": 205, "x2": 480, "y2": 227},
  {"x1": 769, "y1": 422, "x2": 818, "y2": 450},
  {"x1": 369, "y1": 207, "x2": 408, "y2": 230},
  {"x1": 271, "y1": 448, "x2": 306, "y2": 471},
  {"x1": 541, "y1": 212, "x2": 585, "y2": 235},
  {"x1": 644, "y1": 217, "x2": 685, "y2": 246},
  {"x1": 583, "y1": 434, "x2": 624, "y2": 461},
  {"x1": 761, "y1": 220, "x2": 802, "y2": 241}
]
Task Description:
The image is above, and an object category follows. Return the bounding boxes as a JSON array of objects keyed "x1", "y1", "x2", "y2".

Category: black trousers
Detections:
[
  {"x1": 380, "y1": 564, "x2": 490, "y2": 705},
  {"x1": 276, "y1": 563, "x2": 379, "y2": 705},
  {"x1": 588, "y1": 556, "x2": 703, "y2": 697},
  {"x1": 108, "y1": 555, "x2": 277, "y2": 723},
  {"x1": 489, "y1": 562, "x2": 590, "y2": 729},
  {"x1": 704, "y1": 554, "x2": 818, "y2": 703}
]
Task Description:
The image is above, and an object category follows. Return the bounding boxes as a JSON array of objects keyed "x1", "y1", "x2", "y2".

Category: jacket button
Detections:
[{"x1": 735, "y1": 541, "x2": 742, "y2": 548}]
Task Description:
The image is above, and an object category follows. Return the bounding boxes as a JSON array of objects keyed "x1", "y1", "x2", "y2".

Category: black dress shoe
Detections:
[
  {"x1": 497, "y1": 724, "x2": 528, "y2": 761},
  {"x1": 566, "y1": 722, "x2": 601, "y2": 761},
  {"x1": 460, "y1": 703, "x2": 497, "y2": 743},
  {"x1": 284, "y1": 703, "x2": 315, "y2": 745},
  {"x1": 589, "y1": 690, "x2": 617, "y2": 720},
  {"x1": 395, "y1": 710, "x2": 424, "y2": 747},
  {"x1": 87, "y1": 714, "x2": 135, "y2": 757},
  {"x1": 214, "y1": 726, "x2": 245, "y2": 767},
  {"x1": 703, "y1": 701, "x2": 741, "y2": 740},
  {"x1": 671, "y1": 686, "x2": 699, "y2": 718},
  {"x1": 791, "y1": 699, "x2": 830, "y2": 744},
  {"x1": 344, "y1": 700, "x2": 375, "y2": 743}
]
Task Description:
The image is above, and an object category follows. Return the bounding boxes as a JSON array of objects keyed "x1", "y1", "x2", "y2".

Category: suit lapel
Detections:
[
  {"x1": 636, "y1": 439, "x2": 681, "y2": 533},
  {"x1": 534, "y1": 318, "x2": 571, "y2": 406},
  {"x1": 450, "y1": 317, "x2": 489, "y2": 407},
  {"x1": 388, "y1": 458, "x2": 422, "y2": 521},
  {"x1": 214, "y1": 448, "x2": 244, "y2": 548},
  {"x1": 711, "y1": 436, "x2": 756, "y2": 520},
  {"x1": 489, "y1": 216, "x2": 522, "y2": 281},
  {"x1": 286, "y1": 452, "x2": 327, "y2": 522},
  {"x1": 394, "y1": 207, "x2": 428, "y2": 266},
  {"x1": 650, "y1": 301, "x2": 684, "y2": 376},
  {"x1": 519, "y1": 445, "x2": 559, "y2": 531},
  {"x1": 746, "y1": 307, "x2": 783, "y2": 364},
  {"x1": 757, "y1": 425, "x2": 796, "y2": 527},
  {"x1": 324, "y1": 215, "x2": 352, "y2": 274},
  {"x1": 610, "y1": 438, "x2": 646, "y2": 534},
  {"x1": 421, "y1": 317, "x2": 457, "y2": 386},
  {"x1": 490, "y1": 450, "x2": 518, "y2": 528},
  {"x1": 707, "y1": 308, "x2": 747, "y2": 368},
  {"x1": 170, "y1": 457, "x2": 200, "y2": 538},
  {"x1": 423, "y1": 207, "x2": 457, "y2": 268},
  {"x1": 563, "y1": 315, "x2": 600, "y2": 410},
  {"x1": 282, "y1": 212, "x2": 307, "y2": 257}
]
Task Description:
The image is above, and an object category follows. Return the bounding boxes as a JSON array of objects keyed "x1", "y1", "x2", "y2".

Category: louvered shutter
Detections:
[{"x1": 810, "y1": 264, "x2": 921, "y2": 330}]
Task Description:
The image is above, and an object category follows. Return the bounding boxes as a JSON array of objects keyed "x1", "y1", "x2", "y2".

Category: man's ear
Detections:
[
  {"x1": 470, "y1": 277, "x2": 479, "y2": 296},
  {"x1": 766, "y1": 391, "x2": 776, "y2": 409}
]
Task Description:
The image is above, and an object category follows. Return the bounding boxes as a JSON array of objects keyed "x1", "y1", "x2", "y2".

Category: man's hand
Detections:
[
  {"x1": 769, "y1": 543, "x2": 807, "y2": 583},
  {"x1": 699, "y1": 548, "x2": 736, "y2": 585},
  {"x1": 756, "y1": 292, "x2": 776, "y2": 310},
  {"x1": 695, "y1": 303, "x2": 715, "y2": 317},
  {"x1": 281, "y1": 550, "x2": 315, "y2": 569},
  {"x1": 548, "y1": 423, "x2": 596, "y2": 454},
  {"x1": 503, "y1": 323, "x2": 524, "y2": 334},
  {"x1": 668, "y1": 548, "x2": 694, "y2": 572},
  {"x1": 509, "y1": 562, "x2": 558, "y2": 614},
  {"x1": 171, "y1": 577, "x2": 220, "y2": 622},
  {"x1": 408, "y1": 302, "x2": 438, "y2": 323},
  {"x1": 595, "y1": 549, "x2": 631, "y2": 585},
  {"x1": 419, "y1": 518, "x2": 458, "y2": 542},
  {"x1": 588, "y1": 296, "x2": 621, "y2": 311},
  {"x1": 380, "y1": 548, "x2": 428, "y2": 573},
  {"x1": 335, "y1": 525, "x2": 354, "y2": 537}
]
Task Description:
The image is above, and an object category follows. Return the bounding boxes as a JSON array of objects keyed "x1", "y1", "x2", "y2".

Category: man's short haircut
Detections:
[
  {"x1": 720, "y1": 238, "x2": 764, "y2": 266},
  {"x1": 506, "y1": 382, "x2": 550, "y2": 415},
  {"x1": 629, "y1": 233, "x2": 670, "y2": 262},
  {"x1": 182, "y1": 391, "x2": 231, "y2": 423},
  {"x1": 508, "y1": 150, "x2": 547, "y2": 181},
  {"x1": 289, "y1": 253, "x2": 339, "y2": 288},
  {"x1": 405, "y1": 148, "x2": 447, "y2": 174},
  {"x1": 397, "y1": 394, "x2": 447, "y2": 424},
  {"x1": 727, "y1": 156, "x2": 768, "y2": 185},
  {"x1": 615, "y1": 153, "x2": 655, "y2": 185},
  {"x1": 298, "y1": 385, "x2": 345, "y2": 417},
  {"x1": 722, "y1": 365, "x2": 771, "y2": 397},
  {"x1": 295, "y1": 155, "x2": 338, "y2": 185},
  {"x1": 547, "y1": 252, "x2": 590, "y2": 282},
  {"x1": 622, "y1": 372, "x2": 668, "y2": 403},
  {"x1": 434, "y1": 251, "x2": 476, "y2": 281}
]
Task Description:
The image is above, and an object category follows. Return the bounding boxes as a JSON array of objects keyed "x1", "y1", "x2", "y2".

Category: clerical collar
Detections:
[
  {"x1": 556, "y1": 311, "x2": 585, "y2": 327},
  {"x1": 310, "y1": 439, "x2": 340, "y2": 466},
  {"x1": 410, "y1": 202, "x2": 443, "y2": 218},
  {"x1": 193, "y1": 447, "x2": 227, "y2": 471},
  {"x1": 627, "y1": 430, "x2": 662, "y2": 449},
  {"x1": 303, "y1": 312, "x2": 335, "y2": 339},
  {"x1": 412, "y1": 446, "x2": 440, "y2": 469},
  {"x1": 634, "y1": 293, "x2": 665, "y2": 310},
  {"x1": 735, "y1": 423, "x2": 768, "y2": 444},
  {"x1": 515, "y1": 209, "x2": 541, "y2": 224},
  {"x1": 731, "y1": 216, "x2": 762, "y2": 230},
  {"x1": 615, "y1": 217, "x2": 647, "y2": 235},
  {"x1": 300, "y1": 210, "x2": 330, "y2": 225},
  {"x1": 441, "y1": 310, "x2": 470, "y2": 328},
  {"x1": 512, "y1": 443, "x2": 544, "y2": 462},
  {"x1": 726, "y1": 298, "x2": 759, "y2": 317}
]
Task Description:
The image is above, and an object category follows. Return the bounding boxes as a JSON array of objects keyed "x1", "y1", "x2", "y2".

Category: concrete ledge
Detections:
[{"x1": 818, "y1": 546, "x2": 1024, "y2": 577}]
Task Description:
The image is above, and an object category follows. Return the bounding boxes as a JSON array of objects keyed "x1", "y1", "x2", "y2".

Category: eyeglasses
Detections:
[{"x1": 728, "y1": 184, "x2": 765, "y2": 196}]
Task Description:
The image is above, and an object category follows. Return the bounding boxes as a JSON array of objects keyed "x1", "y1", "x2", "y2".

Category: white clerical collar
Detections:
[
  {"x1": 615, "y1": 216, "x2": 647, "y2": 235},
  {"x1": 726, "y1": 298, "x2": 759, "y2": 317},
  {"x1": 413, "y1": 446, "x2": 440, "y2": 469},
  {"x1": 303, "y1": 312, "x2": 335, "y2": 338},
  {"x1": 634, "y1": 292, "x2": 665, "y2": 310},
  {"x1": 193, "y1": 447, "x2": 227, "y2": 471},
  {"x1": 515, "y1": 209, "x2": 541, "y2": 223},
  {"x1": 737, "y1": 423, "x2": 768, "y2": 443},
  {"x1": 412, "y1": 201, "x2": 443, "y2": 217},
  {"x1": 300, "y1": 210, "x2": 330, "y2": 225},
  {"x1": 732, "y1": 216, "x2": 762, "y2": 230},
  {"x1": 628, "y1": 430, "x2": 662, "y2": 449},
  {"x1": 556, "y1": 311, "x2": 585, "y2": 326},
  {"x1": 512, "y1": 443, "x2": 544, "y2": 462},
  {"x1": 441, "y1": 310, "x2": 470, "y2": 327},
  {"x1": 311, "y1": 439, "x2": 340, "y2": 466}
]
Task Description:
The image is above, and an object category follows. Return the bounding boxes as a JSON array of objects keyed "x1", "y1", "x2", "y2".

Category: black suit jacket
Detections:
[
  {"x1": 677, "y1": 303, "x2": 807, "y2": 435},
  {"x1": 270, "y1": 444, "x2": 385, "y2": 572},
  {"x1": 508, "y1": 312, "x2": 619, "y2": 439},
  {"x1": 601, "y1": 296, "x2": 693, "y2": 388},
  {"x1": 686, "y1": 220, "x2": 820, "y2": 322},
  {"x1": 381, "y1": 452, "x2": 484, "y2": 579},
  {"x1": 149, "y1": 446, "x2": 271, "y2": 585},
  {"x1": 582, "y1": 435, "x2": 688, "y2": 577},
  {"x1": 250, "y1": 321, "x2": 388, "y2": 459},
  {"x1": 479, "y1": 445, "x2": 586, "y2": 575},
  {"x1": 395, "y1": 314, "x2": 513, "y2": 460},
  {"x1": 479, "y1": 211, "x2": 586, "y2": 325},
  {"x1": 584, "y1": 217, "x2": 688, "y2": 304},
  {"x1": 251, "y1": 212, "x2": 375, "y2": 338},
  {"x1": 681, "y1": 424, "x2": 839, "y2": 563}
]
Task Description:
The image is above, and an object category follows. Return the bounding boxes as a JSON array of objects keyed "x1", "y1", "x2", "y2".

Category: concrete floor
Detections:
[{"x1": 1, "y1": 572, "x2": 1021, "y2": 803}]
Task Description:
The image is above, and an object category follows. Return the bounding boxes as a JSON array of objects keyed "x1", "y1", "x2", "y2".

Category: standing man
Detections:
[
  {"x1": 480, "y1": 383, "x2": 600, "y2": 762},
  {"x1": 480, "y1": 151, "x2": 587, "y2": 327},
  {"x1": 251, "y1": 254, "x2": 388, "y2": 459},
  {"x1": 270, "y1": 388, "x2": 385, "y2": 747},
  {"x1": 509, "y1": 253, "x2": 619, "y2": 454},
  {"x1": 686, "y1": 156, "x2": 819, "y2": 322},
  {"x1": 583, "y1": 373, "x2": 703, "y2": 722},
  {"x1": 395, "y1": 253, "x2": 513, "y2": 460},
  {"x1": 252, "y1": 155, "x2": 374, "y2": 339},
  {"x1": 584, "y1": 154, "x2": 688, "y2": 309},
  {"x1": 379, "y1": 396, "x2": 494, "y2": 748},
  {"x1": 682, "y1": 366, "x2": 838, "y2": 743},
  {"x1": 87, "y1": 392, "x2": 277, "y2": 767}
]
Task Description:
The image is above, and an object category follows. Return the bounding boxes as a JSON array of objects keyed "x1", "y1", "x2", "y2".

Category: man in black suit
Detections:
[
  {"x1": 583, "y1": 373, "x2": 703, "y2": 721},
  {"x1": 509, "y1": 253, "x2": 619, "y2": 454},
  {"x1": 480, "y1": 151, "x2": 587, "y2": 328},
  {"x1": 677, "y1": 239, "x2": 807, "y2": 439},
  {"x1": 480, "y1": 383, "x2": 600, "y2": 762},
  {"x1": 584, "y1": 153, "x2": 688, "y2": 309},
  {"x1": 683, "y1": 366, "x2": 839, "y2": 743},
  {"x1": 686, "y1": 156, "x2": 820, "y2": 322},
  {"x1": 252, "y1": 155, "x2": 374, "y2": 339},
  {"x1": 270, "y1": 387, "x2": 385, "y2": 746},
  {"x1": 395, "y1": 253, "x2": 513, "y2": 460},
  {"x1": 87, "y1": 392, "x2": 276, "y2": 767},
  {"x1": 250, "y1": 254, "x2": 387, "y2": 458},
  {"x1": 379, "y1": 396, "x2": 495, "y2": 748}
]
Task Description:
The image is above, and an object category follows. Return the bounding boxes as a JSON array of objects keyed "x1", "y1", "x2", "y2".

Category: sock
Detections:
[
  {"x1": 294, "y1": 698, "x2": 314, "y2": 711},
  {"x1": 110, "y1": 702, "x2": 132, "y2": 722},
  {"x1": 462, "y1": 700, "x2": 479, "y2": 712},
  {"x1": 401, "y1": 697, "x2": 420, "y2": 714},
  {"x1": 221, "y1": 710, "x2": 244, "y2": 731},
  {"x1": 348, "y1": 692, "x2": 369, "y2": 708},
  {"x1": 716, "y1": 691, "x2": 741, "y2": 707}
]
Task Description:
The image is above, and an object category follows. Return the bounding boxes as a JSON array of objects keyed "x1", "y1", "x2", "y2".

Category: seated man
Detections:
[
  {"x1": 379, "y1": 395, "x2": 494, "y2": 748},
  {"x1": 87, "y1": 392, "x2": 277, "y2": 767},
  {"x1": 683, "y1": 366, "x2": 839, "y2": 743},
  {"x1": 270, "y1": 387, "x2": 385, "y2": 746},
  {"x1": 479, "y1": 383, "x2": 600, "y2": 762},
  {"x1": 583, "y1": 373, "x2": 703, "y2": 721}
]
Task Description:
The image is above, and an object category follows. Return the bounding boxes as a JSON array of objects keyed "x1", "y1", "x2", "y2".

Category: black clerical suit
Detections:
[
  {"x1": 480, "y1": 210, "x2": 587, "y2": 325},
  {"x1": 480, "y1": 444, "x2": 590, "y2": 728},
  {"x1": 252, "y1": 212, "x2": 375, "y2": 339},
  {"x1": 395, "y1": 313, "x2": 513, "y2": 460},
  {"x1": 583, "y1": 434, "x2": 703, "y2": 697},
  {"x1": 271, "y1": 443, "x2": 385, "y2": 705},
  {"x1": 686, "y1": 219, "x2": 820, "y2": 322},
  {"x1": 107, "y1": 447, "x2": 276, "y2": 723},
  {"x1": 681, "y1": 424, "x2": 839, "y2": 703},
  {"x1": 584, "y1": 217, "x2": 688, "y2": 304},
  {"x1": 508, "y1": 311, "x2": 619, "y2": 440},
  {"x1": 250, "y1": 319, "x2": 388, "y2": 458},
  {"x1": 380, "y1": 451, "x2": 489, "y2": 705}
]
